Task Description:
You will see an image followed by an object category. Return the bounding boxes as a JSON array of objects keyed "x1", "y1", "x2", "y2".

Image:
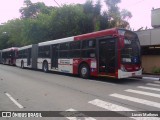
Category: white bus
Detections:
[{"x1": 16, "y1": 44, "x2": 38, "y2": 69}]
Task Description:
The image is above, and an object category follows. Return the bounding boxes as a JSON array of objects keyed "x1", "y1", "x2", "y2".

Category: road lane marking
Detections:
[
  {"x1": 5, "y1": 93, "x2": 24, "y2": 109},
  {"x1": 142, "y1": 77, "x2": 160, "y2": 80},
  {"x1": 110, "y1": 93, "x2": 160, "y2": 109},
  {"x1": 88, "y1": 99, "x2": 135, "y2": 111},
  {"x1": 146, "y1": 83, "x2": 160, "y2": 87},
  {"x1": 88, "y1": 99, "x2": 160, "y2": 120},
  {"x1": 125, "y1": 89, "x2": 160, "y2": 98},
  {"x1": 65, "y1": 108, "x2": 96, "y2": 120},
  {"x1": 154, "y1": 81, "x2": 160, "y2": 84},
  {"x1": 137, "y1": 86, "x2": 160, "y2": 91}
]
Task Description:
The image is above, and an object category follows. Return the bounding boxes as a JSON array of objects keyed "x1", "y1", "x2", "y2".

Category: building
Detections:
[{"x1": 135, "y1": 8, "x2": 160, "y2": 73}]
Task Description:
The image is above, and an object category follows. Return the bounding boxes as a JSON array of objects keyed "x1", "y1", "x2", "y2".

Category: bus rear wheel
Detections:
[
  {"x1": 79, "y1": 64, "x2": 90, "y2": 79},
  {"x1": 21, "y1": 61, "x2": 24, "y2": 69},
  {"x1": 43, "y1": 61, "x2": 48, "y2": 73}
]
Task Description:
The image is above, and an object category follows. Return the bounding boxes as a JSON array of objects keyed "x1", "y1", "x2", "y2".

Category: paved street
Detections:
[{"x1": 0, "y1": 64, "x2": 160, "y2": 120}]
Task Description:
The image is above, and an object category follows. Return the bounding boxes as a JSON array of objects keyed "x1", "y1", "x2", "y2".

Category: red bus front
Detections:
[
  {"x1": 74, "y1": 28, "x2": 142, "y2": 79},
  {"x1": 117, "y1": 29, "x2": 142, "y2": 78}
]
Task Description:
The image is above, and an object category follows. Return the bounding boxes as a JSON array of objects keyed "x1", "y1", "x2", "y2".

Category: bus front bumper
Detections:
[{"x1": 118, "y1": 69, "x2": 142, "y2": 79}]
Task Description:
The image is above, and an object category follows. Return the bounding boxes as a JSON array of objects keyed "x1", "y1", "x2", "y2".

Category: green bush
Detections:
[{"x1": 152, "y1": 67, "x2": 160, "y2": 74}]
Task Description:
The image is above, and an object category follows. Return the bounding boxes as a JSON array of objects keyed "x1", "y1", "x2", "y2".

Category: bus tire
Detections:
[
  {"x1": 43, "y1": 61, "x2": 48, "y2": 73},
  {"x1": 79, "y1": 63, "x2": 90, "y2": 79},
  {"x1": 21, "y1": 61, "x2": 24, "y2": 69}
]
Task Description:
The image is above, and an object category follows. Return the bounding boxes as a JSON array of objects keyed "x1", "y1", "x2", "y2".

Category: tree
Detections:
[
  {"x1": 104, "y1": 0, "x2": 132, "y2": 28},
  {"x1": 0, "y1": 0, "x2": 110, "y2": 49},
  {"x1": 99, "y1": 11, "x2": 109, "y2": 30},
  {"x1": 48, "y1": 4, "x2": 87, "y2": 39},
  {"x1": 82, "y1": 0, "x2": 109, "y2": 31},
  {"x1": 20, "y1": 0, "x2": 53, "y2": 19},
  {"x1": 0, "y1": 19, "x2": 25, "y2": 48},
  {"x1": 0, "y1": 31, "x2": 10, "y2": 49}
]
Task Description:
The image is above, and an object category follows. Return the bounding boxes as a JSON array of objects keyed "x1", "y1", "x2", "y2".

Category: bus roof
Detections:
[
  {"x1": 2, "y1": 47, "x2": 18, "y2": 52},
  {"x1": 74, "y1": 28, "x2": 118, "y2": 41},
  {"x1": 18, "y1": 45, "x2": 32, "y2": 51},
  {"x1": 38, "y1": 28, "x2": 131, "y2": 47},
  {"x1": 38, "y1": 37, "x2": 74, "y2": 46}
]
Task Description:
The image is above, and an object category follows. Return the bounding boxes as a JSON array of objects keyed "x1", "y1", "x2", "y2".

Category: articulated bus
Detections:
[
  {"x1": 16, "y1": 28, "x2": 142, "y2": 79},
  {"x1": 16, "y1": 44, "x2": 38, "y2": 69},
  {"x1": 1, "y1": 47, "x2": 18, "y2": 65}
]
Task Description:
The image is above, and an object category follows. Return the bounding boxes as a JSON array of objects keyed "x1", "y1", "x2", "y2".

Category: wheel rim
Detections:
[
  {"x1": 81, "y1": 67, "x2": 87, "y2": 76},
  {"x1": 44, "y1": 63, "x2": 48, "y2": 71},
  {"x1": 22, "y1": 62, "x2": 24, "y2": 68}
]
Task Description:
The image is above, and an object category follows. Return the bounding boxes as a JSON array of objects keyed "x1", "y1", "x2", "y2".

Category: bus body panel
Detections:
[
  {"x1": 58, "y1": 59, "x2": 73, "y2": 73},
  {"x1": 16, "y1": 44, "x2": 38, "y2": 69},
  {"x1": 31, "y1": 44, "x2": 38, "y2": 69},
  {"x1": 16, "y1": 44, "x2": 32, "y2": 68}
]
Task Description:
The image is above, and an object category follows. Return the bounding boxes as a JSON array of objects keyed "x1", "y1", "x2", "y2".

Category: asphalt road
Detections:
[{"x1": 0, "y1": 64, "x2": 160, "y2": 120}]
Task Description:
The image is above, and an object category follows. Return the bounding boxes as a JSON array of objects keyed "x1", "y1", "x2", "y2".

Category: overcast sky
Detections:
[{"x1": 0, "y1": 0, "x2": 160, "y2": 30}]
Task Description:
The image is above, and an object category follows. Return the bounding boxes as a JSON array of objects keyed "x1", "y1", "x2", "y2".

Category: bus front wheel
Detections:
[
  {"x1": 43, "y1": 61, "x2": 48, "y2": 73},
  {"x1": 79, "y1": 64, "x2": 90, "y2": 79}
]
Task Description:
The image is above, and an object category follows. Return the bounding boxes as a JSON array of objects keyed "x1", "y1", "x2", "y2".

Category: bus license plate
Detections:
[{"x1": 132, "y1": 73, "x2": 135, "y2": 76}]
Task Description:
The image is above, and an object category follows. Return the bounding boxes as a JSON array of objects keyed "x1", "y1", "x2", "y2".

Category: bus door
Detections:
[
  {"x1": 51, "y1": 44, "x2": 59, "y2": 68},
  {"x1": 98, "y1": 37, "x2": 117, "y2": 74},
  {"x1": 27, "y1": 48, "x2": 31, "y2": 66}
]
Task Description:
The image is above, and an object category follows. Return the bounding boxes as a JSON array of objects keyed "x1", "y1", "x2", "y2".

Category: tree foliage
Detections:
[
  {"x1": 19, "y1": 0, "x2": 54, "y2": 19},
  {"x1": 104, "y1": 0, "x2": 132, "y2": 28},
  {"x1": 0, "y1": 0, "x2": 132, "y2": 49}
]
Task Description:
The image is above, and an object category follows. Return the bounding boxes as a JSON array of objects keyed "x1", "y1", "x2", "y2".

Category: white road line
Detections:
[
  {"x1": 65, "y1": 108, "x2": 77, "y2": 120},
  {"x1": 5, "y1": 93, "x2": 23, "y2": 109},
  {"x1": 110, "y1": 93, "x2": 160, "y2": 109},
  {"x1": 88, "y1": 99, "x2": 135, "y2": 111},
  {"x1": 88, "y1": 99, "x2": 159, "y2": 120},
  {"x1": 142, "y1": 77, "x2": 160, "y2": 80},
  {"x1": 65, "y1": 108, "x2": 96, "y2": 120},
  {"x1": 146, "y1": 83, "x2": 160, "y2": 87},
  {"x1": 137, "y1": 86, "x2": 160, "y2": 91},
  {"x1": 154, "y1": 81, "x2": 160, "y2": 84},
  {"x1": 125, "y1": 89, "x2": 160, "y2": 98}
]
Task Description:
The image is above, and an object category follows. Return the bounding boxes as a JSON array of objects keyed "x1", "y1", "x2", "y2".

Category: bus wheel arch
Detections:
[
  {"x1": 43, "y1": 60, "x2": 48, "y2": 73},
  {"x1": 78, "y1": 62, "x2": 90, "y2": 79}
]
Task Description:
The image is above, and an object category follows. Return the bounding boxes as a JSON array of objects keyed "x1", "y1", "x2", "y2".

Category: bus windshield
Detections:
[{"x1": 119, "y1": 30, "x2": 141, "y2": 64}]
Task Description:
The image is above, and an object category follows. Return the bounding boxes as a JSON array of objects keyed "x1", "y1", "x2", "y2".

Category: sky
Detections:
[{"x1": 0, "y1": 0, "x2": 160, "y2": 30}]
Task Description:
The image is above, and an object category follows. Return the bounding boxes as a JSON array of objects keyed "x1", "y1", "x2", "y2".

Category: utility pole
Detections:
[{"x1": 53, "y1": 0, "x2": 61, "y2": 7}]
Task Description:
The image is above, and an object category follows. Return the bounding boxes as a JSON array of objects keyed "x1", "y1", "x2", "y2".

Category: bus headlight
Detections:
[{"x1": 121, "y1": 65, "x2": 127, "y2": 71}]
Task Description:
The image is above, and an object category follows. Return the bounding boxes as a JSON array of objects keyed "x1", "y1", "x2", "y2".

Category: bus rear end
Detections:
[
  {"x1": 2, "y1": 47, "x2": 18, "y2": 65},
  {"x1": 118, "y1": 29, "x2": 142, "y2": 78}
]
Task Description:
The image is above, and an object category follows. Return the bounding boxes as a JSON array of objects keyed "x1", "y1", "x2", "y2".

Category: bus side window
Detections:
[
  {"x1": 59, "y1": 43, "x2": 69, "y2": 50},
  {"x1": 59, "y1": 43, "x2": 69, "y2": 58},
  {"x1": 38, "y1": 46, "x2": 50, "y2": 58},
  {"x1": 69, "y1": 41, "x2": 81, "y2": 58},
  {"x1": 82, "y1": 39, "x2": 96, "y2": 58},
  {"x1": 82, "y1": 39, "x2": 96, "y2": 49}
]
